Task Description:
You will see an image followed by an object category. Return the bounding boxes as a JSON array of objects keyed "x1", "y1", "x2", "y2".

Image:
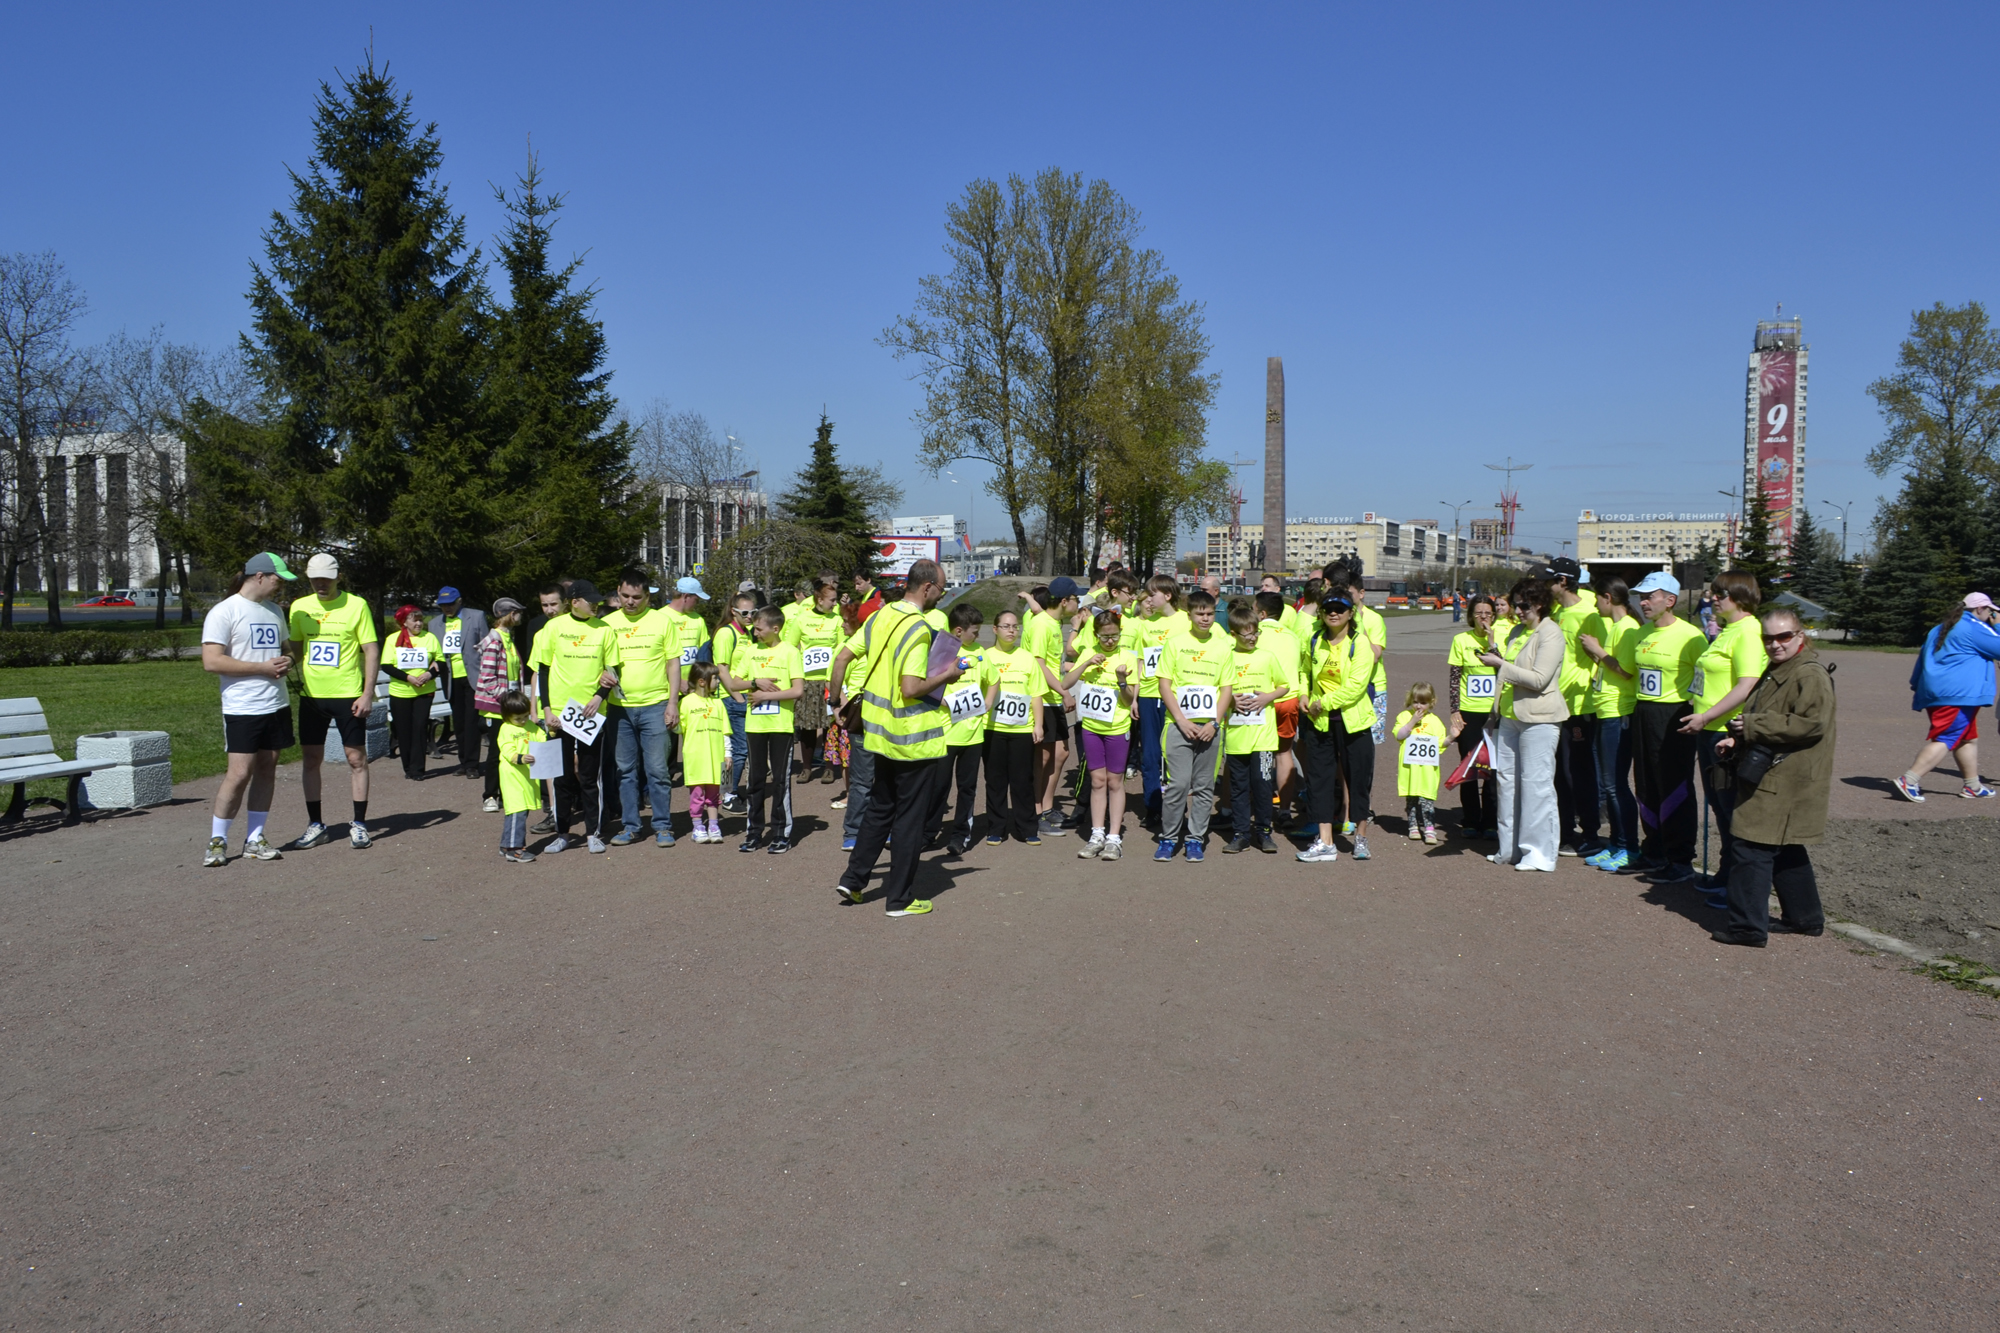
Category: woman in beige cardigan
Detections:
[{"x1": 1478, "y1": 578, "x2": 1570, "y2": 871}]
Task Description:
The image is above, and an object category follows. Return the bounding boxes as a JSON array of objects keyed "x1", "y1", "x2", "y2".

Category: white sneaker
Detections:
[
  {"x1": 1100, "y1": 836, "x2": 1123, "y2": 862},
  {"x1": 587, "y1": 835, "x2": 607, "y2": 854},
  {"x1": 481, "y1": 796, "x2": 501, "y2": 813},
  {"x1": 1077, "y1": 833, "x2": 1105, "y2": 859},
  {"x1": 1296, "y1": 839, "x2": 1339, "y2": 863},
  {"x1": 203, "y1": 836, "x2": 228, "y2": 867},
  {"x1": 242, "y1": 836, "x2": 282, "y2": 861},
  {"x1": 295, "y1": 821, "x2": 328, "y2": 849},
  {"x1": 349, "y1": 822, "x2": 372, "y2": 849},
  {"x1": 544, "y1": 835, "x2": 570, "y2": 854}
]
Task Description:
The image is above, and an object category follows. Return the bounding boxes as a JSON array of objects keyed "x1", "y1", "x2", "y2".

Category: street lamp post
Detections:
[
  {"x1": 945, "y1": 469, "x2": 976, "y2": 583},
  {"x1": 1439, "y1": 499, "x2": 1476, "y2": 618},
  {"x1": 1819, "y1": 499, "x2": 1853, "y2": 563}
]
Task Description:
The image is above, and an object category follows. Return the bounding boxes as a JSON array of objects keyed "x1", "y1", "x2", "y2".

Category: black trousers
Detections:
[
  {"x1": 1559, "y1": 713, "x2": 1600, "y2": 845},
  {"x1": 389, "y1": 695, "x2": 431, "y2": 779},
  {"x1": 1455, "y1": 710, "x2": 1496, "y2": 831},
  {"x1": 1332, "y1": 716, "x2": 1374, "y2": 828},
  {"x1": 1632, "y1": 701, "x2": 1698, "y2": 866},
  {"x1": 841, "y1": 754, "x2": 942, "y2": 912},
  {"x1": 1697, "y1": 730, "x2": 1740, "y2": 880},
  {"x1": 983, "y1": 730, "x2": 1037, "y2": 841},
  {"x1": 481, "y1": 716, "x2": 502, "y2": 800},
  {"x1": 555, "y1": 730, "x2": 607, "y2": 836},
  {"x1": 1301, "y1": 721, "x2": 1346, "y2": 829},
  {"x1": 1226, "y1": 750, "x2": 1275, "y2": 839},
  {"x1": 451, "y1": 674, "x2": 479, "y2": 772},
  {"x1": 1724, "y1": 839, "x2": 1825, "y2": 940},
  {"x1": 927, "y1": 743, "x2": 982, "y2": 836},
  {"x1": 746, "y1": 731, "x2": 794, "y2": 838}
]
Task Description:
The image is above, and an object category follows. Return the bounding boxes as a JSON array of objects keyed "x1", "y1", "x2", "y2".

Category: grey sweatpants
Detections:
[{"x1": 1161, "y1": 723, "x2": 1219, "y2": 841}]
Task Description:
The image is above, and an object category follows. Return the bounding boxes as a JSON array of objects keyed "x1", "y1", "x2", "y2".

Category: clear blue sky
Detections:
[{"x1": 8, "y1": 3, "x2": 1996, "y2": 561}]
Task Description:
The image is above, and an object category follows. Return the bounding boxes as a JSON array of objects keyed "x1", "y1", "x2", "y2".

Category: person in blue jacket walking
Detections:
[{"x1": 1895, "y1": 591, "x2": 2000, "y2": 801}]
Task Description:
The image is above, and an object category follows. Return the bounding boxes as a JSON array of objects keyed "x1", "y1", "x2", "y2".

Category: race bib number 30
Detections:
[
  {"x1": 559, "y1": 700, "x2": 606, "y2": 743},
  {"x1": 1076, "y1": 684, "x2": 1118, "y2": 724},
  {"x1": 307, "y1": 641, "x2": 341, "y2": 668},
  {"x1": 1638, "y1": 667, "x2": 1664, "y2": 698},
  {"x1": 1463, "y1": 673, "x2": 1498, "y2": 700},
  {"x1": 1402, "y1": 734, "x2": 1442, "y2": 767},
  {"x1": 802, "y1": 645, "x2": 834, "y2": 674},
  {"x1": 946, "y1": 684, "x2": 986, "y2": 723},
  {"x1": 1176, "y1": 685, "x2": 1217, "y2": 721},
  {"x1": 993, "y1": 692, "x2": 1032, "y2": 727}
]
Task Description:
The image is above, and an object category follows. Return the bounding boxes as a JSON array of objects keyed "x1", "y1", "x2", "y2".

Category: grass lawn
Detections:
[{"x1": 4, "y1": 660, "x2": 297, "y2": 801}]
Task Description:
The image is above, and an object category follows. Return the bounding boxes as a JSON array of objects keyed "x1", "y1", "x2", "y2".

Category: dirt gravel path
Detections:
[{"x1": 1, "y1": 642, "x2": 1995, "y2": 1329}]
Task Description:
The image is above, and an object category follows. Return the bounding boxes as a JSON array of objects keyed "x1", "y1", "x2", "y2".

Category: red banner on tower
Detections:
[{"x1": 1755, "y1": 349, "x2": 1798, "y2": 547}]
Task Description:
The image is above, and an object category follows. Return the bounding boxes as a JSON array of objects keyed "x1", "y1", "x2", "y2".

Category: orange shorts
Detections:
[{"x1": 1275, "y1": 697, "x2": 1300, "y2": 740}]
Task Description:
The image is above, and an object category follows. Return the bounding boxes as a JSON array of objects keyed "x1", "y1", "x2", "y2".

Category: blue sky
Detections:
[{"x1": 8, "y1": 3, "x2": 1995, "y2": 561}]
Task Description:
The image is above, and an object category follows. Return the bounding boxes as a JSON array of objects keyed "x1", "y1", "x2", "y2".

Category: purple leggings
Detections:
[{"x1": 1081, "y1": 729, "x2": 1131, "y2": 773}]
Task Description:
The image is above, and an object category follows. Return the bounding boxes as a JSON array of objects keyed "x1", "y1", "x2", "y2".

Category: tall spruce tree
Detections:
[
  {"x1": 1847, "y1": 443, "x2": 1987, "y2": 643},
  {"x1": 1731, "y1": 485, "x2": 1784, "y2": 589},
  {"x1": 243, "y1": 57, "x2": 489, "y2": 601},
  {"x1": 483, "y1": 155, "x2": 647, "y2": 593},
  {"x1": 776, "y1": 413, "x2": 879, "y2": 576},
  {"x1": 1782, "y1": 506, "x2": 1819, "y2": 597}
]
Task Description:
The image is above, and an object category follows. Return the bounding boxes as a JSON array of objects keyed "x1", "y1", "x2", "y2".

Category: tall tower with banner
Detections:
[
  {"x1": 1745, "y1": 318, "x2": 1807, "y2": 550},
  {"x1": 1263, "y1": 357, "x2": 1286, "y2": 576}
]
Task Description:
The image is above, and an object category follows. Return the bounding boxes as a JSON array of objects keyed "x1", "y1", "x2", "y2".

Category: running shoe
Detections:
[
  {"x1": 502, "y1": 848, "x2": 537, "y2": 864},
  {"x1": 656, "y1": 828, "x2": 677, "y2": 847},
  {"x1": 1893, "y1": 776, "x2": 1926, "y2": 802},
  {"x1": 1407, "y1": 823, "x2": 1423, "y2": 841},
  {"x1": 738, "y1": 835, "x2": 760, "y2": 853},
  {"x1": 1617, "y1": 855, "x2": 1665, "y2": 876},
  {"x1": 1351, "y1": 836, "x2": 1371, "y2": 861},
  {"x1": 1154, "y1": 838, "x2": 1180, "y2": 862},
  {"x1": 836, "y1": 883, "x2": 863, "y2": 905},
  {"x1": 587, "y1": 835, "x2": 607, "y2": 854},
  {"x1": 608, "y1": 830, "x2": 635, "y2": 847},
  {"x1": 1422, "y1": 826, "x2": 1439, "y2": 845},
  {"x1": 986, "y1": 834, "x2": 1009, "y2": 847},
  {"x1": 1024, "y1": 835, "x2": 1044, "y2": 847},
  {"x1": 1961, "y1": 784, "x2": 1996, "y2": 799},
  {"x1": 1078, "y1": 833, "x2": 1105, "y2": 859},
  {"x1": 1650, "y1": 863, "x2": 1699, "y2": 884},
  {"x1": 1592, "y1": 849, "x2": 1630, "y2": 872},
  {"x1": 543, "y1": 835, "x2": 570, "y2": 854},
  {"x1": 242, "y1": 836, "x2": 282, "y2": 861},
  {"x1": 887, "y1": 900, "x2": 933, "y2": 917},
  {"x1": 1183, "y1": 839, "x2": 1204, "y2": 862},
  {"x1": 1584, "y1": 847, "x2": 1618, "y2": 869},
  {"x1": 1100, "y1": 837, "x2": 1123, "y2": 862},
  {"x1": 1258, "y1": 832, "x2": 1279, "y2": 854},
  {"x1": 482, "y1": 796, "x2": 501, "y2": 813},
  {"x1": 721, "y1": 792, "x2": 745, "y2": 812},
  {"x1": 1296, "y1": 840, "x2": 1339, "y2": 863},
  {"x1": 1558, "y1": 842, "x2": 1580, "y2": 858},
  {"x1": 349, "y1": 822, "x2": 373, "y2": 850},
  {"x1": 203, "y1": 836, "x2": 228, "y2": 867},
  {"x1": 1221, "y1": 838, "x2": 1250, "y2": 854},
  {"x1": 829, "y1": 796, "x2": 848, "y2": 809},
  {"x1": 530, "y1": 814, "x2": 557, "y2": 835},
  {"x1": 295, "y1": 822, "x2": 329, "y2": 849},
  {"x1": 841, "y1": 837, "x2": 857, "y2": 851},
  {"x1": 766, "y1": 838, "x2": 792, "y2": 855}
]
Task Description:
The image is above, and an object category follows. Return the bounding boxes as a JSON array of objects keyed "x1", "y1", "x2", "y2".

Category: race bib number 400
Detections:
[
  {"x1": 1076, "y1": 684, "x2": 1118, "y2": 724},
  {"x1": 1175, "y1": 685, "x2": 1217, "y2": 721},
  {"x1": 946, "y1": 684, "x2": 986, "y2": 724},
  {"x1": 307, "y1": 640, "x2": 341, "y2": 668},
  {"x1": 1402, "y1": 734, "x2": 1442, "y2": 767},
  {"x1": 1462, "y1": 672, "x2": 1498, "y2": 700},
  {"x1": 1142, "y1": 645, "x2": 1164, "y2": 678},
  {"x1": 1638, "y1": 667, "x2": 1664, "y2": 698},
  {"x1": 993, "y1": 692, "x2": 1032, "y2": 727},
  {"x1": 558, "y1": 700, "x2": 605, "y2": 744},
  {"x1": 395, "y1": 647, "x2": 430, "y2": 671},
  {"x1": 802, "y1": 645, "x2": 834, "y2": 675}
]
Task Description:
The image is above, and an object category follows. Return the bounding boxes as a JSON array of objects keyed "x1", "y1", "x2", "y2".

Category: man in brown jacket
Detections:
[{"x1": 1710, "y1": 607, "x2": 1833, "y2": 947}]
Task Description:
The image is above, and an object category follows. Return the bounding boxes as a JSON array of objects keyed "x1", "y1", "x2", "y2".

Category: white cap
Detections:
[{"x1": 305, "y1": 553, "x2": 340, "y2": 580}]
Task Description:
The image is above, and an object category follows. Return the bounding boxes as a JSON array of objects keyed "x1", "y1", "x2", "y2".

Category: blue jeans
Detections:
[
  {"x1": 844, "y1": 735, "x2": 876, "y2": 840},
  {"x1": 1136, "y1": 697, "x2": 1165, "y2": 819},
  {"x1": 611, "y1": 702, "x2": 673, "y2": 834},
  {"x1": 1595, "y1": 713, "x2": 1638, "y2": 852},
  {"x1": 724, "y1": 697, "x2": 748, "y2": 794}
]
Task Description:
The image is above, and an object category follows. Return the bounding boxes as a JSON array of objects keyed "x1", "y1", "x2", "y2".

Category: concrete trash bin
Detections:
[
  {"x1": 321, "y1": 699, "x2": 392, "y2": 764},
  {"x1": 76, "y1": 730, "x2": 173, "y2": 809}
]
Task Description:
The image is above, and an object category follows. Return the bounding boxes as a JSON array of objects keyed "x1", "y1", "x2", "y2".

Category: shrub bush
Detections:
[{"x1": 0, "y1": 629, "x2": 197, "y2": 668}]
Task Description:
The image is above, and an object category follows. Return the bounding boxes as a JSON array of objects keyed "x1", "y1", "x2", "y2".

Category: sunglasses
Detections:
[{"x1": 1761, "y1": 630, "x2": 1800, "y2": 644}]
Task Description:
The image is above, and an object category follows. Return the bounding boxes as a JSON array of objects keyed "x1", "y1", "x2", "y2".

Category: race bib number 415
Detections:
[
  {"x1": 946, "y1": 684, "x2": 986, "y2": 724},
  {"x1": 1402, "y1": 734, "x2": 1442, "y2": 767}
]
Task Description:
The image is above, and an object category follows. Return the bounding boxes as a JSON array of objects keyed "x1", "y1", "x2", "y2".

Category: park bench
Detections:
[{"x1": 0, "y1": 697, "x2": 104, "y2": 826}]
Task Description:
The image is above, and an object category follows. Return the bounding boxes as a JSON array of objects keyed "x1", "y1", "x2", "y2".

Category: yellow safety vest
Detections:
[{"x1": 857, "y1": 603, "x2": 948, "y2": 761}]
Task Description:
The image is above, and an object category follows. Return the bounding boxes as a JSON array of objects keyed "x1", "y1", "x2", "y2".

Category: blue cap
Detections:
[
  {"x1": 1048, "y1": 576, "x2": 1083, "y2": 599},
  {"x1": 675, "y1": 576, "x2": 709, "y2": 600},
  {"x1": 436, "y1": 586, "x2": 461, "y2": 603},
  {"x1": 1633, "y1": 572, "x2": 1681, "y2": 596}
]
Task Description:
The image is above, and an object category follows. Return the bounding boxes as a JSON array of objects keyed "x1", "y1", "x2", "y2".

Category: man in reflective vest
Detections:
[{"x1": 835, "y1": 559, "x2": 962, "y2": 917}]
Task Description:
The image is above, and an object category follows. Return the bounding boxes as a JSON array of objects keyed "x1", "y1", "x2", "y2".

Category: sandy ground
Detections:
[{"x1": 1, "y1": 629, "x2": 1995, "y2": 1329}]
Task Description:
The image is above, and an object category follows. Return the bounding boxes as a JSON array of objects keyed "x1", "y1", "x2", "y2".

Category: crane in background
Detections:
[{"x1": 1484, "y1": 456, "x2": 1533, "y2": 552}]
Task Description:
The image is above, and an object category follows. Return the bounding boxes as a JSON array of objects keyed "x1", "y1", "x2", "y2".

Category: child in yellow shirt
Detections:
[
  {"x1": 1394, "y1": 682, "x2": 1449, "y2": 844},
  {"x1": 678, "y1": 664, "x2": 730, "y2": 843}
]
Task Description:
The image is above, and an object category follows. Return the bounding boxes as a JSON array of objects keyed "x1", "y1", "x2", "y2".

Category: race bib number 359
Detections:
[{"x1": 802, "y1": 645, "x2": 834, "y2": 675}]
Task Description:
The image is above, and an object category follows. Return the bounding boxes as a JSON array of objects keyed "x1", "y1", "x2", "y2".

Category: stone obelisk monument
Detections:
[{"x1": 1263, "y1": 357, "x2": 1286, "y2": 576}]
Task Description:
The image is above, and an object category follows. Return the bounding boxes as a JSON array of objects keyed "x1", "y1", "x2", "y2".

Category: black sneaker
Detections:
[
  {"x1": 946, "y1": 835, "x2": 974, "y2": 856},
  {"x1": 765, "y1": 838, "x2": 792, "y2": 855},
  {"x1": 1257, "y1": 831, "x2": 1280, "y2": 854},
  {"x1": 529, "y1": 814, "x2": 557, "y2": 835},
  {"x1": 1222, "y1": 838, "x2": 1250, "y2": 854},
  {"x1": 739, "y1": 834, "x2": 762, "y2": 853}
]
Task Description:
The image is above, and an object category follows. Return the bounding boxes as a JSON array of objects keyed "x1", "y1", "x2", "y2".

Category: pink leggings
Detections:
[{"x1": 688, "y1": 784, "x2": 721, "y2": 819}]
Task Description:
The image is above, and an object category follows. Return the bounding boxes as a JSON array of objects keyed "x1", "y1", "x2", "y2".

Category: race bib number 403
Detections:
[
  {"x1": 802, "y1": 645, "x2": 834, "y2": 675},
  {"x1": 1402, "y1": 734, "x2": 1442, "y2": 767},
  {"x1": 1076, "y1": 684, "x2": 1118, "y2": 724},
  {"x1": 558, "y1": 700, "x2": 605, "y2": 744},
  {"x1": 1638, "y1": 667, "x2": 1664, "y2": 698},
  {"x1": 1175, "y1": 685, "x2": 1217, "y2": 721},
  {"x1": 946, "y1": 684, "x2": 986, "y2": 724},
  {"x1": 1462, "y1": 672, "x2": 1498, "y2": 700},
  {"x1": 307, "y1": 640, "x2": 341, "y2": 668}
]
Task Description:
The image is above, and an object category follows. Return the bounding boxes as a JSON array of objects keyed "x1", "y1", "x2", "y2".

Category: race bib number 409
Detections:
[
  {"x1": 1402, "y1": 734, "x2": 1442, "y2": 767},
  {"x1": 993, "y1": 692, "x2": 1031, "y2": 727},
  {"x1": 1076, "y1": 684, "x2": 1118, "y2": 724},
  {"x1": 1638, "y1": 667, "x2": 1664, "y2": 698}
]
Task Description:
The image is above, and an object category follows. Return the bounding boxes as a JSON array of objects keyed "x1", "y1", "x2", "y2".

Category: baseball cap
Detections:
[
  {"x1": 567, "y1": 579, "x2": 602, "y2": 605},
  {"x1": 491, "y1": 596, "x2": 525, "y2": 619},
  {"x1": 304, "y1": 553, "x2": 339, "y2": 580},
  {"x1": 737, "y1": 579, "x2": 759, "y2": 593},
  {"x1": 1633, "y1": 572, "x2": 1681, "y2": 596},
  {"x1": 243, "y1": 552, "x2": 297, "y2": 581},
  {"x1": 1048, "y1": 576, "x2": 1083, "y2": 600},
  {"x1": 675, "y1": 576, "x2": 709, "y2": 600},
  {"x1": 1548, "y1": 556, "x2": 1581, "y2": 581},
  {"x1": 436, "y1": 586, "x2": 461, "y2": 604},
  {"x1": 1965, "y1": 592, "x2": 1996, "y2": 610}
]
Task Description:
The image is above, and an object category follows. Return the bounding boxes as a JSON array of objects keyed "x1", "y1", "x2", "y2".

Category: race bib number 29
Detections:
[{"x1": 250, "y1": 623, "x2": 279, "y2": 650}]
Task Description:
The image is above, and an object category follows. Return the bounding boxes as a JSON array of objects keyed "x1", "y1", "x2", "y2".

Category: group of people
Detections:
[{"x1": 198, "y1": 542, "x2": 1957, "y2": 942}]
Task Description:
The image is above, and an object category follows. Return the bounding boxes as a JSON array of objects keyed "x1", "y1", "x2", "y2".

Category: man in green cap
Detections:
[{"x1": 201, "y1": 553, "x2": 299, "y2": 866}]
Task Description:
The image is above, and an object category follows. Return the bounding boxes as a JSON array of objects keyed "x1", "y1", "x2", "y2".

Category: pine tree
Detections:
[
  {"x1": 1730, "y1": 485, "x2": 1784, "y2": 590},
  {"x1": 242, "y1": 56, "x2": 489, "y2": 602},
  {"x1": 1847, "y1": 443, "x2": 1987, "y2": 643},
  {"x1": 1973, "y1": 479, "x2": 2000, "y2": 593},
  {"x1": 1783, "y1": 506, "x2": 1820, "y2": 598},
  {"x1": 776, "y1": 413, "x2": 879, "y2": 576},
  {"x1": 482, "y1": 155, "x2": 648, "y2": 594}
]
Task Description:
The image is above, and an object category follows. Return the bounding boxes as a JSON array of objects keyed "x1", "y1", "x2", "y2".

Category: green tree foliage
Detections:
[
  {"x1": 1687, "y1": 537, "x2": 1726, "y2": 588},
  {"x1": 243, "y1": 56, "x2": 489, "y2": 604},
  {"x1": 774, "y1": 413, "x2": 880, "y2": 577},
  {"x1": 1844, "y1": 444, "x2": 1987, "y2": 644},
  {"x1": 1866, "y1": 301, "x2": 2000, "y2": 483},
  {"x1": 482, "y1": 155, "x2": 648, "y2": 595},
  {"x1": 171, "y1": 402, "x2": 322, "y2": 583},
  {"x1": 1730, "y1": 486, "x2": 1783, "y2": 589},
  {"x1": 1783, "y1": 506, "x2": 1844, "y2": 607}
]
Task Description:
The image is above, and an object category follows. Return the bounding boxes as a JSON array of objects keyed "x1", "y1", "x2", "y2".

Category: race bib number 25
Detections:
[{"x1": 307, "y1": 640, "x2": 341, "y2": 668}]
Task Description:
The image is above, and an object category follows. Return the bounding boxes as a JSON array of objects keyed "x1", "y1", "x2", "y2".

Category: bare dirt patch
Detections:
[{"x1": 1818, "y1": 817, "x2": 2000, "y2": 967}]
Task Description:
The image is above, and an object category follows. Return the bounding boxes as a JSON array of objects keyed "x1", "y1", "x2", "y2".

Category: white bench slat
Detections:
[
  {"x1": 0, "y1": 756, "x2": 98, "y2": 780},
  {"x1": 0, "y1": 698, "x2": 45, "y2": 717},
  {"x1": 0, "y1": 713, "x2": 49, "y2": 737},
  {"x1": 0, "y1": 734, "x2": 60, "y2": 760}
]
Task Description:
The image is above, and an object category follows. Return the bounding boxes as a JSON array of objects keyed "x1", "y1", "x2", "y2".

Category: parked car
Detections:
[{"x1": 76, "y1": 594, "x2": 137, "y2": 607}]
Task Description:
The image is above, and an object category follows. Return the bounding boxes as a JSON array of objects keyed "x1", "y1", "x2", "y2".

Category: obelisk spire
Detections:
[{"x1": 1264, "y1": 357, "x2": 1286, "y2": 577}]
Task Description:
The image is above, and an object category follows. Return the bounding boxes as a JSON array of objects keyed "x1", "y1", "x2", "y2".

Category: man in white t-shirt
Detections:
[{"x1": 201, "y1": 552, "x2": 299, "y2": 866}]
